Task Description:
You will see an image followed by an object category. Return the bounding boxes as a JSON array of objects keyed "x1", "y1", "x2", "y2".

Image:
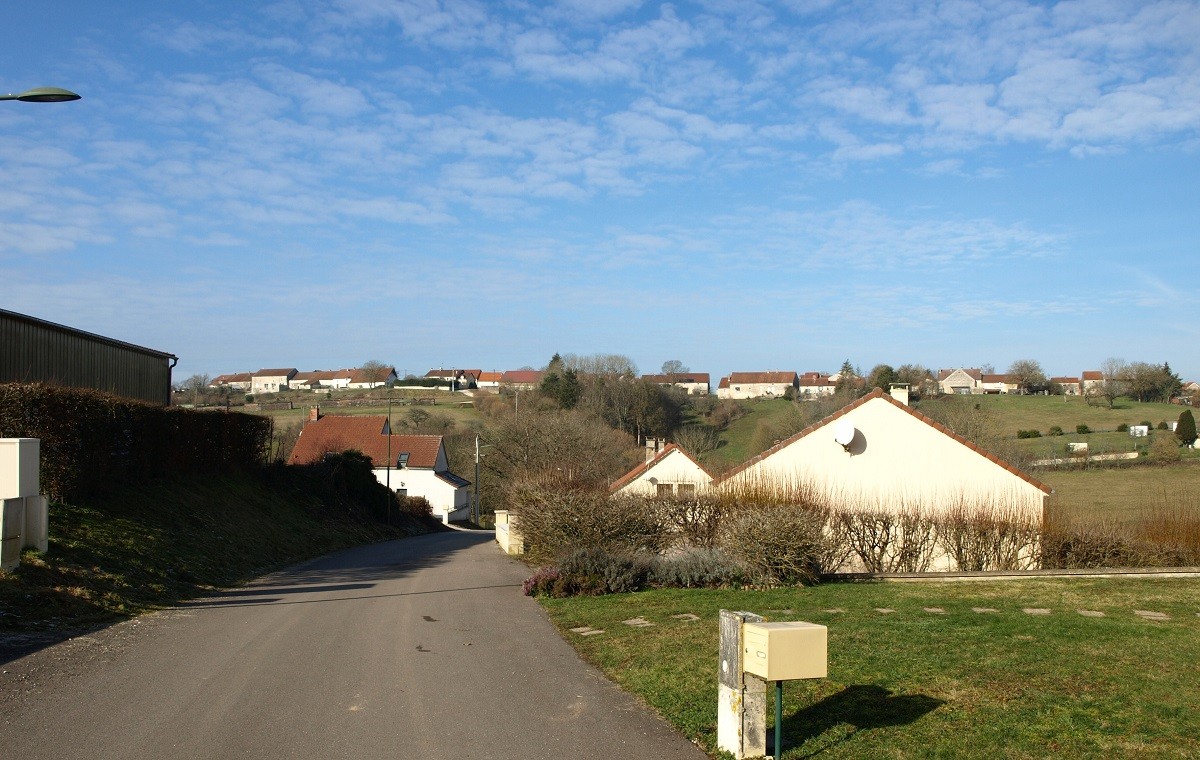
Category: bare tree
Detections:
[
  {"x1": 661, "y1": 359, "x2": 689, "y2": 377},
  {"x1": 1087, "y1": 357, "x2": 1128, "y2": 408},
  {"x1": 1006, "y1": 359, "x2": 1047, "y2": 394},
  {"x1": 673, "y1": 424, "x2": 720, "y2": 457}
]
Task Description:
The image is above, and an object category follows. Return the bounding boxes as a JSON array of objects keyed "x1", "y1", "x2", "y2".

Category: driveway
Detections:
[{"x1": 0, "y1": 531, "x2": 707, "y2": 759}]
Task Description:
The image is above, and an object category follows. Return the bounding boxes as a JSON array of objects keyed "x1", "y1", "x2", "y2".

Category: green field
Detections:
[{"x1": 541, "y1": 580, "x2": 1200, "y2": 758}]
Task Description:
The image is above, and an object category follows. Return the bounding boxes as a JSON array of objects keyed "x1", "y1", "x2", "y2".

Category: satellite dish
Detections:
[{"x1": 834, "y1": 421, "x2": 856, "y2": 450}]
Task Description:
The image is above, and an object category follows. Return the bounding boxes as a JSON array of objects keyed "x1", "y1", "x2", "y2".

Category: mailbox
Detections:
[{"x1": 742, "y1": 621, "x2": 827, "y2": 681}]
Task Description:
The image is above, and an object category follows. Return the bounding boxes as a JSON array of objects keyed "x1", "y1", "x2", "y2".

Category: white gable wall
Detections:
[
  {"x1": 615, "y1": 449, "x2": 713, "y2": 497},
  {"x1": 720, "y1": 396, "x2": 1046, "y2": 520}
]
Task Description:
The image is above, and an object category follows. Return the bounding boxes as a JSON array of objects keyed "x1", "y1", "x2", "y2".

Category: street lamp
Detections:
[{"x1": 1, "y1": 87, "x2": 82, "y2": 103}]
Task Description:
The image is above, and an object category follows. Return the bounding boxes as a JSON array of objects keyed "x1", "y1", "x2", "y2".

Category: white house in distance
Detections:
[
  {"x1": 938, "y1": 368, "x2": 982, "y2": 395},
  {"x1": 1053, "y1": 376, "x2": 1081, "y2": 395},
  {"x1": 287, "y1": 409, "x2": 470, "y2": 523},
  {"x1": 798, "y1": 372, "x2": 837, "y2": 398},
  {"x1": 210, "y1": 372, "x2": 252, "y2": 391},
  {"x1": 717, "y1": 388, "x2": 1051, "y2": 524},
  {"x1": 641, "y1": 372, "x2": 711, "y2": 396},
  {"x1": 716, "y1": 371, "x2": 799, "y2": 399},
  {"x1": 252, "y1": 368, "x2": 298, "y2": 394},
  {"x1": 610, "y1": 440, "x2": 714, "y2": 497}
]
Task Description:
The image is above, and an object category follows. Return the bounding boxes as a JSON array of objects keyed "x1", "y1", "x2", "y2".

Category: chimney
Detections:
[
  {"x1": 889, "y1": 384, "x2": 910, "y2": 406},
  {"x1": 645, "y1": 437, "x2": 666, "y2": 462},
  {"x1": 309, "y1": 405, "x2": 322, "y2": 422}
]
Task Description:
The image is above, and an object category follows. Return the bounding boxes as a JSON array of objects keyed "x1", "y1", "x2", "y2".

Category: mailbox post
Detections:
[{"x1": 719, "y1": 610, "x2": 828, "y2": 760}]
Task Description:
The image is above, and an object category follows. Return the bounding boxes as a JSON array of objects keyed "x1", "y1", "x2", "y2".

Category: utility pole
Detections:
[
  {"x1": 386, "y1": 396, "x2": 393, "y2": 525},
  {"x1": 474, "y1": 435, "x2": 481, "y2": 525}
]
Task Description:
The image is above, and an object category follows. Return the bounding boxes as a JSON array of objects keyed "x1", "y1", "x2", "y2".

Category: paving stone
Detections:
[
  {"x1": 622, "y1": 617, "x2": 654, "y2": 627},
  {"x1": 874, "y1": 608, "x2": 895, "y2": 614},
  {"x1": 671, "y1": 613, "x2": 700, "y2": 622},
  {"x1": 823, "y1": 608, "x2": 846, "y2": 614},
  {"x1": 1023, "y1": 608, "x2": 1052, "y2": 616},
  {"x1": 570, "y1": 626, "x2": 605, "y2": 636},
  {"x1": 1134, "y1": 610, "x2": 1170, "y2": 621},
  {"x1": 972, "y1": 607, "x2": 998, "y2": 614},
  {"x1": 1077, "y1": 610, "x2": 1105, "y2": 618},
  {"x1": 923, "y1": 607, "x2": 945, "y2": 614}
]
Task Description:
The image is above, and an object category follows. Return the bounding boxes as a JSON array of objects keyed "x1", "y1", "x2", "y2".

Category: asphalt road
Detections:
[{"x1": 0, "y1": 531, "x2": 708, "y2": 759}]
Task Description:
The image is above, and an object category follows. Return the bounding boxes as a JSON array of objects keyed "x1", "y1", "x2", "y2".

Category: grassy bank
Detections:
[
  {"x1": 0, "y1": 467, "x2": 438, "y2": 637},
  {"x1": 541, "y1": 580, "x2": 1200, "y2": 758}
]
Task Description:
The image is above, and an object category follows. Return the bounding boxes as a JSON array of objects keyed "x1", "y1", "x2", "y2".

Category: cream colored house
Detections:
[
  {"x1": 1052, "y1": 376, "x2": 1081, "y2": 395},
  {"x1": 938, "y1": 368, "x2": 982, "y2": 395},
  {"x1": 798, "y1": 372, "x2": 837, "y2": 398},
  {"x1": 251, "y1": 368, "x2": 298, "y2": 394},
  {"x1": 610, "y1": 442, "x2": 714, "y2": 497},
  {"x1": 979, "y1": 373, "x2": 1017, "y2": 394},
  {"x1": 716, "y1": 371, "x2": 798, "y2": 399},
  {"x1": 1081, "y1": 370, "x2": 1104, "y2": 394},
  {"x1": 717, "y1": 388, "x2": 1050, "y2": 521}
]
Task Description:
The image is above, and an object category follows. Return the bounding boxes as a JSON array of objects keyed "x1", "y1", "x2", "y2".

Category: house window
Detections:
[
  {"x1": 395, "y1": 488, "x2": 407, "y2": 498},
  {"x1": 656, "y1": 483, "x2": 673, "y2": 497},
  {"x1": 677, "y1": 483, "x2": 696, "y2": 498}
]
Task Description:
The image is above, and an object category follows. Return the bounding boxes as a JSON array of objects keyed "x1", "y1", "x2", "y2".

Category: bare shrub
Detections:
[
  {"x1": 651, "y1": 495, "x2": 725, "y2": 547},
  {"x1": 649, "y1": 547, "x2": 750, "y2": 588},
  {"x1": 839, "y1": 508, "x2": 939, "y2": 573},
  {"x1": 555, "y1": 547, "x2": 652, "y2": 595},
  {"x1": 707, "y1": 400, "x2": 747, "y2": 430},
  {"x1": 509, "y1": 475, "x2": 663, "y2": 560},
  {"x1": 936, "y1": 502, "x2": 1042, "y2": 571},
  {"x1": 673, "y1": 424, "x2": 720, "y2": 457},
  {"x1": 718, "y1": 503, "x2": 826, "y2": 585}
]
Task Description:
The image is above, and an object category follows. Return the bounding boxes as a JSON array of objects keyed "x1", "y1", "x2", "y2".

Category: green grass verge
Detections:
[
  {"x1": 540, "y1": 580, "x2": 1200, "y2": 758},
  {"x1": 0, "y1": 469, "x2": 432, "y2": 635}
]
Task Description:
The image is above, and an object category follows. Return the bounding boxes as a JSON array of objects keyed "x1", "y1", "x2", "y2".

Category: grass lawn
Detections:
[
  {"x1": 1042, "y1": 462, "x2": 1200, "y2": 524},
  {"x1": 541, "y1": 580, "x2": 1200, "y2": 758},
  {"x1": 914, "y1": 394, "x2": 1185, "y2": 439},
  {"x1": 705, "y1": 399, "x2": 804, "y2": 471}
]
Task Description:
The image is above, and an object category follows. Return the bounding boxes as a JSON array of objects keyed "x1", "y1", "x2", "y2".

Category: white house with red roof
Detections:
[
  {"x1": 717, "y1": 388, "x2": 1051, "y2": 525},
  {"x1": 610, "y1": 440, "x2": 714, "y2": 498},
  {"x1": 716, "y1": 371, "x2": 799, "y2": 399},
  {"x1": 798, "y1": 371, "x2": 837, "y2": 398},
  {"x1": 288, "y1": 409, "x2": 470, "y2": 523}
]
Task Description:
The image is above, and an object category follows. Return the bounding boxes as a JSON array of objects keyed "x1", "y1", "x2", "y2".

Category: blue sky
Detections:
[{"x1": 3, "y1": 0, "x2": 1198, "y2": 383}]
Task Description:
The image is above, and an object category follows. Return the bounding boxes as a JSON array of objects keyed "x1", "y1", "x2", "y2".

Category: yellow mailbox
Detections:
[{"x1": 742, "y1": 621, "x2": 827, "y2": 681}]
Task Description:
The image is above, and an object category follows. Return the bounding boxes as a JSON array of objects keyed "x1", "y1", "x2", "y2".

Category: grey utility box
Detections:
[{"x1": 742, "y1": 621, "x2": 828, "y2": 681}]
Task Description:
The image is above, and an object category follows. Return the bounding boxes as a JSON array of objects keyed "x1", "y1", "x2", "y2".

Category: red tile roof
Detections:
[
  {"x1": 1052, "y1": 376, "x2": 1080, "y2": 384},
  {"x1": 478, "y1": 371, "x2": 503, "y2": 383},
  {"x1": 1082, "y1": 371, "x2": 1103, "y2": 380},
  {"x1": 714, "y1": 388, "x2": 1051, "y2": 494},
  {"x1": 799, "y1": 374, "x2": 835, "y2": 387},
  {"x1": 255, "y1": 368, "x2": 298, "y2": 377},
  {"x1": 289, "y1": 415, "x2": 446, "y2": 470},
  {"x1": 981, "y1": 374, "x2": 1011, "y2": 383},
  {"x1": 938, "y1": 368, "x2": 982, "y2": 381},
  {"x1": 212, "y1": 372, "x2": 252, "y2": 384},
  {"x1": 718, "y1": 376, "x2": 730, "y2": 389},
  {"x1": 501, "y1": 370, "x2": 545, "y2": 384},
  {"x1": 609, "y1": 444, "x2": 711, "y2": 493}
]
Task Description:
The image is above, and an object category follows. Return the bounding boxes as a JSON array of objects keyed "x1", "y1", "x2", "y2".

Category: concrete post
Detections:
[{"x1": 718, "y1": 609, "x2": 767, "y2": 758}]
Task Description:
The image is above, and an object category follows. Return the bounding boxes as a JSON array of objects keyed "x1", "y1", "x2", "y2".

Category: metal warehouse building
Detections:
[{"x1": 0, "y1": 308, "x2": 178, "y2": 405}]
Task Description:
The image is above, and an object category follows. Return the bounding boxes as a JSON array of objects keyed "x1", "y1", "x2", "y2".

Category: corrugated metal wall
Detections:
[{"x1": 0, "y1": 310, "x2": 176, "y2": 405}]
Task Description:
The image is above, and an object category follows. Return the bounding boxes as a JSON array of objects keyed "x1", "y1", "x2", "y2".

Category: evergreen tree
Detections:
[{"x1": 1176, "y1": 409, "x2": 1197, "y2": 447}]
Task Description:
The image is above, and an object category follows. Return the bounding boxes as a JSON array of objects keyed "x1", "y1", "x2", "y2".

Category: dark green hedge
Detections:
[{"x1": 0, "y1": 383, "x2": 272, "y2": 501}]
